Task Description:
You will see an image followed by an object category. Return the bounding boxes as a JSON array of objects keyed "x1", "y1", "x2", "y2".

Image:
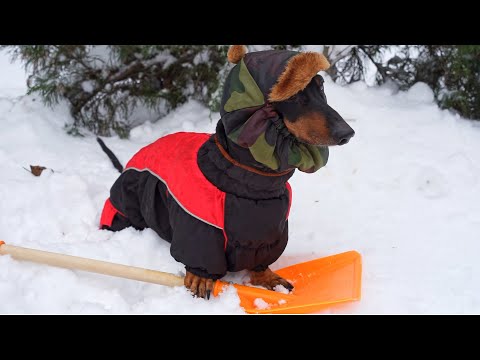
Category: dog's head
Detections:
[
  {"x1": 271, "y1": 74, "x2": 354, "y2": 147},
  {"x1": 255, "y1": 48, "x2": 355, "y2": 147},
  {"x1": 219, "y1": 46, "x2": 354, "y2": 173}
]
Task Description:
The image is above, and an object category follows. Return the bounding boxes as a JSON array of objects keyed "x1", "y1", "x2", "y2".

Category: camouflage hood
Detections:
[{"x1": 217, "y1": 46, "x2": 330, "y2": 174}]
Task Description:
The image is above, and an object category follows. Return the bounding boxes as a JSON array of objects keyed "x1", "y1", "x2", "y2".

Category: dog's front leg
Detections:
[
  {"x1": 184, "y1": 271, "x2": 215, "y2": 300},
  {"x1": 250, "y1": 268, "x2": 294, "y2": 292}
]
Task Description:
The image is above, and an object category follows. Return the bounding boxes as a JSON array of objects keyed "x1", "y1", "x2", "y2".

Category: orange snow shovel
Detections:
[{"x1": 0, "y1": 241, "x2": 361, "y2": 314}]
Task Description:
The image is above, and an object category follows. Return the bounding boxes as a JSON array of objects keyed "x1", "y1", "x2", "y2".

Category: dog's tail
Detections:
[{"x1": 97, "y1": 137, "x2": 124, "y2": 173}]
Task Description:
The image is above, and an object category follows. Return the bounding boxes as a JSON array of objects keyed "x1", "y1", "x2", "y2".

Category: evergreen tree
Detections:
[
  {"x1": 330, "y1": 45, "x2": 480, "y2": 120},
  {"x1": 2, "y1": 45, "x2": 229, "y2": 137},
  {"x1": 427, "y1": 46, "x2": 480, "y2": 120}
]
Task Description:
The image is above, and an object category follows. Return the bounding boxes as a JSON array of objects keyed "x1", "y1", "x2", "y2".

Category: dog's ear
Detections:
[{"x1": 228, "y1": 45, "x2": 248, "y2": 64}]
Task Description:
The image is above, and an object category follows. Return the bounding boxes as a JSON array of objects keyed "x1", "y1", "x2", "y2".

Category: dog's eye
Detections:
[
  {"x1": 314, "y1": 75, "x2": 324, "y2": 88},
  {"x1": 318, "y1": 80, "x2": 324, "y2": 92}
]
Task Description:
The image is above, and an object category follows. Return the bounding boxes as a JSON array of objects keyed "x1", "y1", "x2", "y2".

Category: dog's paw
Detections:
[
  {"x1": 184, "y1": 271, "x2": 215, "y2": 300},
  {"x1": 250, "y1": 268, "x2": 294, "y2": 292}
]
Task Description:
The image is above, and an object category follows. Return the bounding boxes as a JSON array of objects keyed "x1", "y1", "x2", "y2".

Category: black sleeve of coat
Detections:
[
  {"x1": 168, "y1": 196, "x2": 227, "y2": 281},
  {"x1": 223, "y1": 192, "x2": 289, "y2": 273}
]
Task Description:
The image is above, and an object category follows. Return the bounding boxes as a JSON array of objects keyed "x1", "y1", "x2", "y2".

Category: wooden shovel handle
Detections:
[{"x1": 0, "y1": 241, "x2": 184, "y2": 288}]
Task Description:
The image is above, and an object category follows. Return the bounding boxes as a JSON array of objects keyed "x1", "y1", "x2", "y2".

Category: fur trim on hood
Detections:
[{"x1": 269, "y1": 52, "x2": 330, "y2": 101}]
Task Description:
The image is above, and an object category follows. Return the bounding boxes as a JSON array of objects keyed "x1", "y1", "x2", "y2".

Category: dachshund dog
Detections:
[{"x1": 99, "y1": 46, "x2": 354, "y2": 300}]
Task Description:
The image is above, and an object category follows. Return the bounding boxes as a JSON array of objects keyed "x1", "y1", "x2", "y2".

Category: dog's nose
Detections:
[
  {"x1": 337, "y1": 129, "x2": 355, "y2": 145},
  {"x1": 333, "y1": 126, "x2": 355, "y2": 146}
]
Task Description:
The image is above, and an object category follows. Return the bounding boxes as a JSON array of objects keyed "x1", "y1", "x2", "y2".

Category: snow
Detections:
[
  {"x1": 0, "y1": 52, "x2": 27, "y2": 97},
  {"x1": 1, "y1": 50, "x2": 480, "y2": 314},
  {"x1": 254, "y1": 298, "x2": 271, "y2": 310},
  {"x1": 81, "y1": 81, "x2": 95, "y2": 93},
  {"x1": 273, "y1": 285, "x2": 290, "y2": 294}
]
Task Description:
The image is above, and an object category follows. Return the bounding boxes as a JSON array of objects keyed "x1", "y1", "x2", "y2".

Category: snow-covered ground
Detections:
[{"x1": 1, "y1": 50, "x2": 480, "y2": 314}]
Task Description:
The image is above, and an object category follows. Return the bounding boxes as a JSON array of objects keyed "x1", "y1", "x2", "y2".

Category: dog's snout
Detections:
[{"x1": 332, "y1": 123, "x2": 355, "y2": 146}]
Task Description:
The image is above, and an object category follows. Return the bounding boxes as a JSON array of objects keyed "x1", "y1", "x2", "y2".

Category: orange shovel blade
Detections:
[{"x1": 213, "y1": 250, "x2": 362, "y2": 314}]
